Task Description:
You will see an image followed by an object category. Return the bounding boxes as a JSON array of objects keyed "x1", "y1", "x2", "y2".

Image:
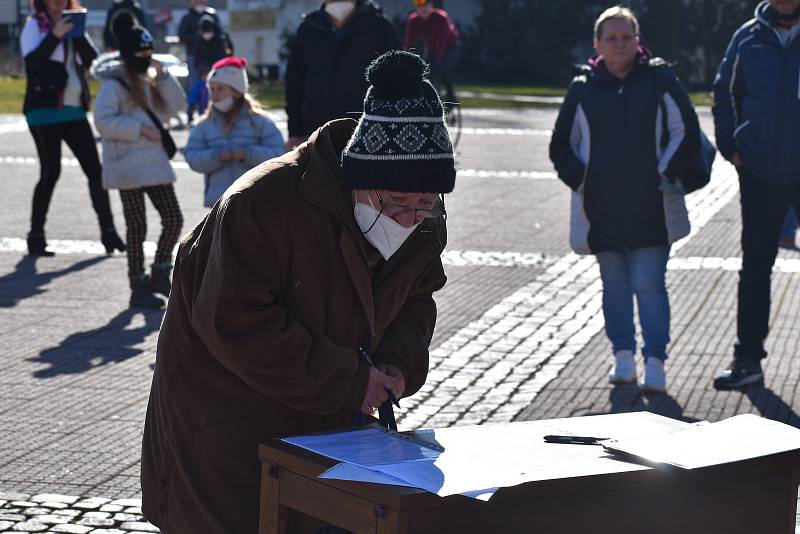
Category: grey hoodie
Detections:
[{"x1": 91, "y1": 52, "x2": 186, "y2": 190}]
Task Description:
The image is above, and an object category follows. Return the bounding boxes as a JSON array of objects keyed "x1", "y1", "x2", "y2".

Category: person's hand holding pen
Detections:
[
  {"x1": 360, "y1": 368, "x2": 400, "y2": 415},
  {"x1": 377, "y1": 363, "x2": 405, "y2": 400}
]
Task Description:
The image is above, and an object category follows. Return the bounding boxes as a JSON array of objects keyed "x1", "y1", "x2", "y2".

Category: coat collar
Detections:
[{"x1": 297, "y1": 119, "x2": 359, "y2": 224}]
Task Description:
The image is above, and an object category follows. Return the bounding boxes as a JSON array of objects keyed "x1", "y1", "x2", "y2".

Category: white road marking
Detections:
[{"x1": 458, "y1": 169, "x2": 557, "y2": 180}]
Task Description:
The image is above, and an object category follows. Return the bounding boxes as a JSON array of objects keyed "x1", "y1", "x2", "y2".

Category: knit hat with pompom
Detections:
[{"x1": 341, "y1": 50, "x2": 455, "y2": 193}]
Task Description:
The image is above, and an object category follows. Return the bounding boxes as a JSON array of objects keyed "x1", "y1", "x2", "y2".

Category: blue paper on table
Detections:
[{"x1": 62, "y1": 9, "x2": 87, "y2": 39}]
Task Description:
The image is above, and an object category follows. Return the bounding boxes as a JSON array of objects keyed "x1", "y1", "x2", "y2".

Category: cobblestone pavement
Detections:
[{"x1": 1, "y1": 108, "x2": 800, "y2": 532}]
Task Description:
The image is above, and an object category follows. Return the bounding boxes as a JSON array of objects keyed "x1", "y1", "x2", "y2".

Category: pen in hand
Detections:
[{"x1": 358, "y1": 346, "x2": 401, "y2": 408}]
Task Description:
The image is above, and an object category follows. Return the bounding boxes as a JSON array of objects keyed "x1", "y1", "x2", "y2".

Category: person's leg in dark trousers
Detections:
[
  {"x1": 714, "y1": 167, "x2": 790, "y2": 390},
  {"x1": 61, "y1": 120, "x2": 126, "y2": 253},
  {"x1": 27, "y1": 123, "x2": 63, "y2": 256},
  {"x1": 439, "y1": 44, "x2": 460, "y2": 105},
  {"x1": 119, "y1": 188, "x2": 163, "y2": 309},
  {"x1": 144, "y1": 184, "x2": 183, "y2": 297}
]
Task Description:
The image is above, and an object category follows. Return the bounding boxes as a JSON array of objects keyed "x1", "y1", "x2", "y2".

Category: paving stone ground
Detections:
[{"x1": 1, "y1": 108, "x2": 799, "y2": 532}]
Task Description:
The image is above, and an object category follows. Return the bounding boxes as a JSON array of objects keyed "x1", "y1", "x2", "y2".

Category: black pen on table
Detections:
[
  {"x1": 543, "y1": 435, "x2": 609, "y2": 445},
  {"x1": 357, "y1": 346, "x2": 401, "y2": 408}
]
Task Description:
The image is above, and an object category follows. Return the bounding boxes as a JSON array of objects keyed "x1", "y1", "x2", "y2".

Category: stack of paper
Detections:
[
  {"x1": 282, "y1": 413, "x2": 800, "y2": 501},
  {"x1": 602, "y1": 414, "x2": 800, "y2": 469}
]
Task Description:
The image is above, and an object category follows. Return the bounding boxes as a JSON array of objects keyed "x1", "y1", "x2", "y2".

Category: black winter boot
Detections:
[
  {"x1": 150, "y1": 262, "x2": 173, "y2": 297},
  {"x1": 130, "y1": 273, "x2": 165, "y2": 309},
  {"x1": 26, "y1": 232, "x2": 54, "y2": 257}
]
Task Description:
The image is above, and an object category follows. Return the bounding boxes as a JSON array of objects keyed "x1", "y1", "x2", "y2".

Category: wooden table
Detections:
[{"x1": 258, "y1": 425, "x2": 800, "y2": 534}]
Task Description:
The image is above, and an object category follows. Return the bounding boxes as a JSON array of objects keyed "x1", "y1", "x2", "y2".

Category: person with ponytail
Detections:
[
  {"x1": 91, "y1": 19, "x2": 186, "y2": 309},
  {"x1": 20, "y1": 0, "x2": 125, "y2": 256},
  {"x1": 185, "y1": 56, "x2": 285, "y2": 208}
]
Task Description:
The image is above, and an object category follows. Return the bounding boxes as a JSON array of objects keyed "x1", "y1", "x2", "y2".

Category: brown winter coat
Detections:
[{"x1": 140, "y1": 119, "x2": 448, "y2": 534}]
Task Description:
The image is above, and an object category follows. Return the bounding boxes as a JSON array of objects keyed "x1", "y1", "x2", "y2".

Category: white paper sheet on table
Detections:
[
  {"x1": 603, "y1": 413, "x2": 800, "y2": 469},
  {"x1": 284, "y1": 413, "x2": 691, "y2": 499}
]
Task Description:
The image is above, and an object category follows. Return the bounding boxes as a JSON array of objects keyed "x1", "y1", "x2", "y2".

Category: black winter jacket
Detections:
[
  {"x1": 550, "y1": 58, "x2": 700, "y2": 254},
  {"x1": 178, "y1": 7, "x2": 221, "y2": 57},
  {"x1": 285, "y1": 0, "x2": 399, "y2": 138},
  {"x1": 23, "y1": 32, "x2": 97, "y2": 114}
]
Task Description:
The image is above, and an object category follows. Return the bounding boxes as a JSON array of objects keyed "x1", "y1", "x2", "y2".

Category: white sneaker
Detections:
[
  {"x1": 609, "y1": 350, "x2": 636, "y2": 384},
  {"x1": 640, "y1": 357, "x2": 666, "y2": 393}
]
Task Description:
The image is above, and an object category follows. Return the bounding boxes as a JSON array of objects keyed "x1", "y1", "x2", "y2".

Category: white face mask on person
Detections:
[
  {"x1": 212, "y1": 96, "x2": 235, "y2": 113},
  {"x1": 354, "y1": 195, "x2": 420, "y2": 260},
  {"x1": 325, "y1": 1, "x2": 355, "y2": 22},
  {"x1": 201, "y1": 31, "x2": 214, "y2": 41}
]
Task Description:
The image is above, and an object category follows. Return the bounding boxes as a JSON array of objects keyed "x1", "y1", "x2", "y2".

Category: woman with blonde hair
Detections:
[
  {"x1": 550, "y1": 6, "x2": 704, "y2": 393},
  {"x1": 185, "y1": 56, "x2": 285, "y2": 208},
  {"x1": 92, "y1": 18, "x2": 186, "y2": 308}
]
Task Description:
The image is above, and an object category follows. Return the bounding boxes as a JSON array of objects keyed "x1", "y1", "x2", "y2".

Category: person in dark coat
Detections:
[
  {"x1": 192, "y1": 13, "x2": 231, "y2": 75},
  {"x1": 177, "y1": 0, "x2": 221, "y2": 120},
  {"x1": 141, "y1": 51, "x2": 455, "y2": 534},
  {"x1": 284, "y1": 0, "x2": 400, "y2": 150},
  {"x1": 102, "y1": 0, "x2": 147, "y2": 50},
  {"x1": 712, "y1": 0, "x2": 800, "y2": 390},
  {"x1": 550, "y1": 6, "x2": 702, "y2": 394}
]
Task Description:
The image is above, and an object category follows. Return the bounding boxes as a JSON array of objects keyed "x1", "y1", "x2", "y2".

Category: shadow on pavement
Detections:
[
  {"x1": 30, "y1": 308, "x2": 164, "y2": 378},
  {"x1": 745, "y1": 385, "x2": 800, "y2": 428},
  {"x1": 608, "y1": 384, "x2": 701, "y2": 423},
  {"x1": 0, "y1": 255, "x2": 106, "y2": 308}
]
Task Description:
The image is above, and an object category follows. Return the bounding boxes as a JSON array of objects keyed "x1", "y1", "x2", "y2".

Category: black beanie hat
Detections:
[
  {"x1": 341, "y1": 50, "x2": 456, "y2": 193},
  {"x1": 114, "y1": 16, "x2": 154, "y2": 59}
]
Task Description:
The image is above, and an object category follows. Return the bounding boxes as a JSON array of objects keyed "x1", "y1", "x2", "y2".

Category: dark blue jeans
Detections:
[{"x1": 736, "y1": 168, "x2": 800, "y2": 362}]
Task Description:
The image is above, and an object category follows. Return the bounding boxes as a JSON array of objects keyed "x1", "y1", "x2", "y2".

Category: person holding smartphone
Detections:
[{"x1": 20, "y1": 0, "x2": 125, "y2": 256}]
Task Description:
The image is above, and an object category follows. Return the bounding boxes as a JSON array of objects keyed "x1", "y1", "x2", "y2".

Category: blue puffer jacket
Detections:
[
  {"x1": 713, "y1": 0, "x2": 800, "y2": 184},
  {"x1": 185, "y1": 106, "x2": 285, "y2": 207}
]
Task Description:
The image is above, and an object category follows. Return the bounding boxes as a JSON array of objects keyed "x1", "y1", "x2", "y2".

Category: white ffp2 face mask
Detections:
[
  {"x1": 325, "y1": 1, "x2": 355, "y2": 22},
  {"x1": 212, "y1": 96, "x2": 234, "y2": 112},
  {"x1": 354, "y1": 196, "x2": 420, "y2": 260}
]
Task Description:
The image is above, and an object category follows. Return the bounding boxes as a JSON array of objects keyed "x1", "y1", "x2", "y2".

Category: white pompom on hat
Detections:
[{"x1": 207, "y1": 56, "x2": 248, "y2": 95}]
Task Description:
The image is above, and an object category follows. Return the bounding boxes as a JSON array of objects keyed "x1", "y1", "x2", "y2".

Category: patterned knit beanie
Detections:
[{"x1": 341, "y1": 50, "x2": 456, "y2": 193}]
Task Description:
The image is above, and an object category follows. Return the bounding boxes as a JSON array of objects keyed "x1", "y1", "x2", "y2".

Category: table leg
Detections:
[
  {"x1": 376, "y1": 507, "x2": 407, "y2": 534},
  {"x1": 259, "y1": 463, "x2": 288, "y2": 534}
]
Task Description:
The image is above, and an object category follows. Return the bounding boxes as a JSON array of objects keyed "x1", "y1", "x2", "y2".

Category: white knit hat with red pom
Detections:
[{"x1": 207, "y1": 56, "x2": 248, "y2": 95}]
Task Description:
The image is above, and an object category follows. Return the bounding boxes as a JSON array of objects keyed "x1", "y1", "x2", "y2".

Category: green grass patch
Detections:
[
  {"x1": 689, "y1": 91, "x2": 713, "y2": 107},
  {"x1": 457, "y1": 85, "x2": 566, "y2": 97},
  {"x1": 0, "y1": 76, "x2": 26, "y2": 114},
  {"x1": 249, "y1": 82, "x2": 286, "y2": 111},
  {"x1": 0, "y1": 76, "x2": 715, "y2": 115}
]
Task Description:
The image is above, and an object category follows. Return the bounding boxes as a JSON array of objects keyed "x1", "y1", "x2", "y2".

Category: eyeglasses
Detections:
[{"x1": 377, "y1": 191, "x2": 446, "y2": 220}]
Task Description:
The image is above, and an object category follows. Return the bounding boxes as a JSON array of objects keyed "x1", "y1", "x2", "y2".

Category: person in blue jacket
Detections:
[
  {"x1": 550, "y1": 6, "x2": 702, "y2": 394},
  {"x1": 185, "y1": 57, "x2": 285, "y2": 208},
  {"x1": 712, "y1": 0, "x2": 800, "y2": 390}
]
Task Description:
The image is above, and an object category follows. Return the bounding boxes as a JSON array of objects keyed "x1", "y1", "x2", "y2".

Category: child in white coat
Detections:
[
  {"x1": 92, "y1": 20, "x2": 186, "y2": 309},
  {"x1": 185, "y1": 56, "x2": 285, "y2": 207}
]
